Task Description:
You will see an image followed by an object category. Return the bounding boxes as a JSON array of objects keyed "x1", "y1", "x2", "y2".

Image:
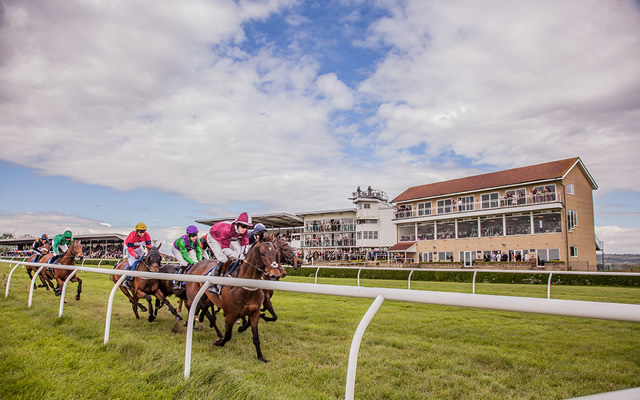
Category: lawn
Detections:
[{"x1": 1, "y1": 261, "x2": 639, "y2": 399}]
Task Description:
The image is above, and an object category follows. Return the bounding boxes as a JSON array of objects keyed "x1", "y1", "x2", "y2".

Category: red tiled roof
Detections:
[
  {"x1": 391, "y1": 157, "x2": 581, "y2": 203},
  {"x1": 388, "y1": 242, "x2": 416, "y2": 251}
]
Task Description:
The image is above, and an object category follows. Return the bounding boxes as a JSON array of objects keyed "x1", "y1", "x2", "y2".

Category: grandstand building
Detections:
[{"x1": 389, "y1": 157, "x2": 600, "y2": 270}]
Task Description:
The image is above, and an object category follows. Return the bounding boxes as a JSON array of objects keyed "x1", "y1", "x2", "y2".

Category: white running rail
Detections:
[{"x1": 2, "y1": 259, "x2": 640, "y2": 400}]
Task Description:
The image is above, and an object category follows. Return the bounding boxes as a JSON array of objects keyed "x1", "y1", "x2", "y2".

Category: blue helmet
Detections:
[{"x1": 253, "y1": 223, "x2": 267, "y2": 234}]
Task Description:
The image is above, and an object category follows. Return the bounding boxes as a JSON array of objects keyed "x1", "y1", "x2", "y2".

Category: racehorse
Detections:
[
  {"x1": 36, "y1": 240, "x2": 84, "y2": 301},
  {"x1": 25, "y1": 242, "x2": 55, "y2": 290},
  {"x1": 185, "y1": 240, "x2": 284, "y2": 362},
  {"x1": 237, "y1": 235, "x2": 300, "y2": 332},
  {"x1": 112, "y1": 245, "x2": 181, "y2": 322}
]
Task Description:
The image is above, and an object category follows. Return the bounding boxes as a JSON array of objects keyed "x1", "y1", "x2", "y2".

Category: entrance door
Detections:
[{"x1": 462, "y1": 251, "x2": 473, "y2": 267}]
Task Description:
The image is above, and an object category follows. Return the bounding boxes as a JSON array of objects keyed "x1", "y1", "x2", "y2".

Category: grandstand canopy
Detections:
[
  {"x1": 196, "y1": 212, "x2": 303, "y2": 229},
  {"x1": 0, "y1": 233, "x2": 127, "y2": 250}
]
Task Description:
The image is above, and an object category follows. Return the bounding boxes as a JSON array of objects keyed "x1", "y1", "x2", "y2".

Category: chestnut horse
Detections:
[
  {"x1": 185, "y1": 240, "x2": 284, "y2": 362},
  {"x1": 26, "y1": 241, "x2": 54, "y2": 290},
  {"x1": 36, "y1": 240, "x2": 84, "y2": 300},
  {"x1": 237, "y1": 235, "x2": 301, "y2": 332},
  {"x1": 112, "y1": 245, "x2": 181, "y2": 322}
]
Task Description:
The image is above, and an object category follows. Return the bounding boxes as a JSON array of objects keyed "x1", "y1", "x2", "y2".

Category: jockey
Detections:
[
  {"x1": 205, "y1": 212, "x2": 252, "y2": 294},
  {"x1": 124, "y1": 222, "x2": 152, "y2": 272},
  {"x1": 171, "y1": 225, "x2": 203, "y2": 291},
  {"x1": 51, "y1": 231, "x2": 73, "y2": 264},
  {"x1": 32, "y1": 234, "x2": 50, "y2": 263},
  {"x1": 249, "y1": 223, "x2": 267, "y2": 246},
  {"x1": 201, "y1": 234, "x2": 212, "y2": 260}
]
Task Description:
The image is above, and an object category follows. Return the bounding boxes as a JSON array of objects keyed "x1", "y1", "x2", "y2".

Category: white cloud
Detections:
[{"x1": 595, "y1": 225, "x2": 640, "y2": 254}]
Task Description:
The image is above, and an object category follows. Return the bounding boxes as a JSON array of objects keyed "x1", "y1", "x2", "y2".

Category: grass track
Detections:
[{"x1": 1, "y1": 261, "x2": 639, "y2": 399}]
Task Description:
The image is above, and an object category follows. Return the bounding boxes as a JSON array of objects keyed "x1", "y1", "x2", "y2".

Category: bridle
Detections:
[{"x1": 239, "y1": 241, "x2": 283, "y2": 278}]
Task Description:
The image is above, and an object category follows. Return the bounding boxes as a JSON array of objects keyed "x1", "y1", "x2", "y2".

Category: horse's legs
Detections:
[
  {"x1": 138, "y1": 292, "x2": 155, "y2": 322},
  {"x1": 153, "y1": 290, "x2": 182, "y2": 322},
  {"x1": 73, "y1": 276, "x2": 82, "y2": 301},
  {"x1": 117, "y1": 285, "x2": 143, "y2": 319},
  {"x1": 214, "y1": 313, "x2": 236, "y2": 347},
  {"x1": 238, "y1": 316, "x2": 250, "y2": 333},
  {"x1": 250, "y1": 311, "x2": 268, "y2": 362},
  {"x1": 54, "y1": 277, "x2": 63, "y2": 296},
  {"x1": 260, "y1": 295, "x2": 278, "y2": 322}
]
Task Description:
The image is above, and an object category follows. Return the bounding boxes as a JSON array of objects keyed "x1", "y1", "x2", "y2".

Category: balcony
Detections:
[
  {"x1": 304, "y1": 223, "x2": 356, "y2": 233},
  {"x1": 302, "y1": 239, "x2": 357, "y2": 248},
  {"x1": 394, "y1": 193, "x2": 562, "y2": 220}
]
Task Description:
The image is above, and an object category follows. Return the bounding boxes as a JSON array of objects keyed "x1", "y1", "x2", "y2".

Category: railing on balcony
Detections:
[
  {"x1": 303, "y1": 239, "x2": 357, "y2": 247},
  {"x1": 304, "y1": 223, "x2": 356, "y2": 233},
  {"x1": 394, "y1": 192, "x2": 561, "y2": 219}
]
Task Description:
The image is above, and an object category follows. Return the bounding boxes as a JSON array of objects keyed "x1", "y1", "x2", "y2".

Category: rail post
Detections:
[
  {"x1": 473, "y1": 270, "x2": 478, "y2": 294},
  {"x1": 58, "y1": 270, "x2": 77, "y2": 317},
  {"x1": 408, "y1": 269, "x2": 414, "y2": 290},
  {"x1": 28, "y1": 265, "x2": 46, "y2": 308},
  {"x1": 345, "y1": 294, "x2": 384, "y2": 400},
  {"x1": 5, "y1": 263, "x2": 20, "y2": 298},
  {"x1": 104, "y1": 274, "x2": 127, "y2": 344},
  {"x1": 547, "y1": 272, "x2": 553, "y2": 299},
  {"x1": 315, "y1": 267, "x2": 320, "y2": 284},
  {"x1": 184, "y1": 281, "x2": 211, "y2": 379},
  {"x1": 357, "y1": 268, "x2": 361, "y2": 287}
]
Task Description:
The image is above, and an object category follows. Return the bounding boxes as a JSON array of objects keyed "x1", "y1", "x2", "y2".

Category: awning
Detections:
[
  {"x1": 388, "y1": 242, "x2": 417, "y2": 252},
  {"x1": 195, "y1": 212, "x2": 304, "y2": 229}
]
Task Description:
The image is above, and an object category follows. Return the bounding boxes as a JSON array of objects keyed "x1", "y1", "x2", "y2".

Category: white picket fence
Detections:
[{"x1": 2, "y1": 259, "x2": 640, "y2": 400}]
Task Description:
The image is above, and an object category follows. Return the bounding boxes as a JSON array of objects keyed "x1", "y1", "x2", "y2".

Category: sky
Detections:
[{"x1": 0, "y1": 0, "x2": 639, "y2": 254}]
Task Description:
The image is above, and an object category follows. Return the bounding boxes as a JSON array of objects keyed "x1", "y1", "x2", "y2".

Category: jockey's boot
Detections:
[
  {"x1": 172, "y1": 265, "x2": 186, "y2": 291},
  {"x1": 208, "y1": 261, "x2": 224, "y2": 294},
  {"x1": 33, "y1": 254, "x2": 41, "y2": 264},
  {"x1": 122, "y1": 279, "x2": 131, "y2": 290}
]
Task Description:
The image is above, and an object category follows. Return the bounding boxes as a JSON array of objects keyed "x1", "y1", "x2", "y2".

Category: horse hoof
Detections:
[
  {"x1": 75, "y1": 295, "x2": 80, "y2": 301},
  {"x1": 259, "y1": 357, "x2": 269, "y2": 363},
  {"x1": 148, "y1": 316, "x2": 155, "y2": 323},
  {"x1": 214, "y1": 340, "x2": 225, "y2": 347}
]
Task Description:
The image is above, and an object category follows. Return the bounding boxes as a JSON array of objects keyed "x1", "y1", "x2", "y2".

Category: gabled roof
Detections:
[
  {"x1": 388, "y1": 242, "x2": 416, "y2": 252},
  {"x1": 392, "y1": 157, "x2": 596, "y2": 203}
]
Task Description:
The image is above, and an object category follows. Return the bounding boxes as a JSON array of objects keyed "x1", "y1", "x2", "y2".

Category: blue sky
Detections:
[{"x1": 0, "y1": 0, "x2": 639, "y2": 253}]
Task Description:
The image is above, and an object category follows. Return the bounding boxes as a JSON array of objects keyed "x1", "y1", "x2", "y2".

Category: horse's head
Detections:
[
  {"x1": 143, "y1": 245, "x2": 163, "y2": 272},
  {"x1": 247, "y1": 240, "x2": 284, "y2": 281},
  {"x1": 274, "y1": 235, "x2": 301, "y2": 270},
  {"x1": 68, "y1": 240, "x2": 84, "y2": 262}
]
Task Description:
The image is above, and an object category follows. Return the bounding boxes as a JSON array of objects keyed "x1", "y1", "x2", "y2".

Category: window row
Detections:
[
  {"x1": 394, "y1": 184, "x2": 559, "y2": 218},
  {"x1": 304, "y1": 219, "x2": 355, "y2": 232},
  {"x1": 417, "y1": 248, "x2": 560, "y2": 263},
  {"x1": 398, "y1": 211, "x2": 562, "y2": 242}
]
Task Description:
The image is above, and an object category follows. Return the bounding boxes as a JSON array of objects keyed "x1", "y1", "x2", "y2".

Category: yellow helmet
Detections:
[{"x1": 135, "y1": 222, "x2": 147, "y2": 231}]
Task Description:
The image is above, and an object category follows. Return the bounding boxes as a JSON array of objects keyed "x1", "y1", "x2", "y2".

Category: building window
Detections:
[
  {"x1": 537, "y1": 248, "x2": 561, "y2": 262},
  {"x1": 420, "y1": 252, "x2": 433, "y2": 262},
  {"x1": 456, "y1": 196, "x2": 474, "y2": 211},
  {"x1": 417, "y1": 222, "x2": 434, "y2": 240},
  {"x1": 399, "y1": 224, "x2": 415, "y2": 242},
  {"x1": 570, "y1": 246, "x2": 578, "y2": 257},
  {"x1": 436, "y1": 221, "x2": 455, "y2": 239},
  {"x1": 480, "y1": 216, "x2": 503, "y2": 237},
  {"x1": 437, "y1": 252, "x2": 453, "y2": 261},
  {"x1": 505, "y1": 188, "x2": 526, "y2": 206},
  {"x1": 568, "y1": 210, "x2": 578, "y2": 231},
  {"x1": 533, "y1": 211, "x2": 562, "y2": 234},
  {"x1": 457, "y1": 219, "x2": 478, "y2": 238},
  {"x1": 437, "y1": 199, "x2": 452, "y2": 214},
  {"x1": 481, "y1": 193, "x2": 499, "y2": 209},
  {"x1": 357, "y1": 219, "x2": 378, "y2": 224},
  {"x1": 567, "y1": 184, "x2": 575, "y2": 195},
  {"x1": 418, "y1": 202, "x2": 432, "y2": 216},
  {"x1": 395, "y1": 204, "x2": 413, "y2": 218},
  {"x1": 506, "y1": 214, "x2": 531, "y2": 236},
  {"x1": 533, "y1": 184, "x2": 557, "y2": 202}
]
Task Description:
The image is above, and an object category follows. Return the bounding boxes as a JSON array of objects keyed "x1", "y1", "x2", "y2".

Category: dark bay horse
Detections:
[
  {"x1": 185, "y1": 240, "x2": 284, "y2": 362},
  {"x1": 112, "y1": 245, "x2": 181, "y2": 322},
  {"x1": 26, "y1": 242, "x2": 54, "y2": 290},
  {"x1": 36, "y1": 240, "x2": 84, "y2": 301}
]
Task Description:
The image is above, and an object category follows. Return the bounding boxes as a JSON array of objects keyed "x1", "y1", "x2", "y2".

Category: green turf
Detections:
[{"x1": 1, "y1": 262, "x2": 639, "y2": 399}]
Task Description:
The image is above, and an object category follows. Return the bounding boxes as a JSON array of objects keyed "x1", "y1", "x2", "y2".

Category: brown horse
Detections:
[
  {"x1": 26, "y1": 242, "x2": 54, "y2": 290},
  {"x1": 37, "y1": 240, "x2": 84, "y2": 300},
  {"x1": 235, "y1": 235, "x2": 301, "y2": 333},
  {"x1": 185, "y1": 240, "x2": 284, "y2": 362},
  {"x1": 112, "y1": 245, "x2": 181, "y2": 322}
]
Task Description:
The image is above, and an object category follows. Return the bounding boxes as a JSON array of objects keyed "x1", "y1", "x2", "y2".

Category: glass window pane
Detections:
[
  {"x1": 506, "y1": 215, "x2": 531, "y2": 235},
  {"x1": 436, "y1": 221, "x2": 455, "y2": 239},
  {"x1": 533, "y1": 212, "x2": 561, "y2": 233},
  {"x1": 399, "y1": 224, "x2": 415, "y2": 241},
  {"x1": 417, "y1": 223, "x2": 434, "y2": 240},
  {"x1": 457, "y1": 220, "x2": 478, "y2": 238},
  {"x1": 480, "y1": 217, "x2": 503, "y2": 237}
]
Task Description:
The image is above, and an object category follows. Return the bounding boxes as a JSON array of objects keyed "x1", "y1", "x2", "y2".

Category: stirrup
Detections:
[{"x1": 208, "y1": 284, "x2": 220, "y2": 294}]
